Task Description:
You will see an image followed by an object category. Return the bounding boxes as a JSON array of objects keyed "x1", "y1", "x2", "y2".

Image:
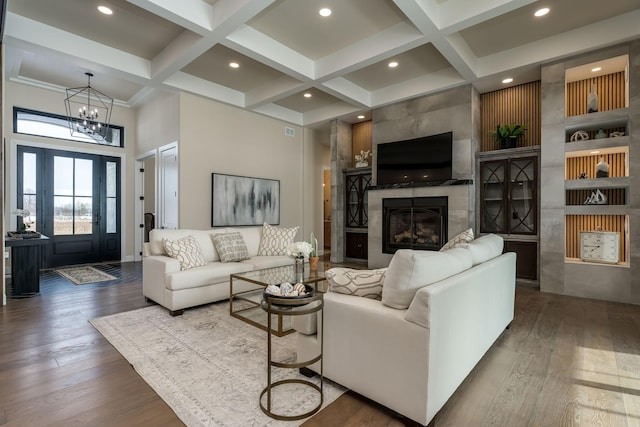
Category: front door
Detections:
[{"x1": 17, "y1": 146, "x2": 121, "y2": 267}]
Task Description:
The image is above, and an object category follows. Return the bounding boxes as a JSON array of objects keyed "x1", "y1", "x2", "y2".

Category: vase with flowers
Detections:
[
  {"x1": 355, "y1": 150, "x2": 370, "y2": 168},
  {"x1": 285, "y1": 241, "x2": 313, "y2": 283}
]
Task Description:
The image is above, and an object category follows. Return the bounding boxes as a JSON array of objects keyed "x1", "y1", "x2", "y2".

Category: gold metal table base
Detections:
[{"x1": 259, "y1": 379, "x2": 323, "y2": 421}]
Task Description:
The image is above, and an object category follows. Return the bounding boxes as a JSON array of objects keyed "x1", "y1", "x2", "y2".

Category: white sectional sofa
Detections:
[
  {"x1": 143, "y1": 226, "x2": 295, "y2": 315},
  {"x1": 295, "y1": 234, "x2": 516, "y2": 426}
]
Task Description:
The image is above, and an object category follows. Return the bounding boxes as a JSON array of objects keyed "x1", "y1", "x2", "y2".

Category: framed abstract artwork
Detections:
[{"x1": 211, "y1": 173, "x2": 280, "y2": 226}]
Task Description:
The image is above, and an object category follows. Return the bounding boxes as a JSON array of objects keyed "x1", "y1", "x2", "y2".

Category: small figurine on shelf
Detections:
[
  {"x1": 577, "y1": 172, "x2": 589, "y2": 179},
  {"x1": 584, "y1": 189, "x2": 607, "y2": 205}
]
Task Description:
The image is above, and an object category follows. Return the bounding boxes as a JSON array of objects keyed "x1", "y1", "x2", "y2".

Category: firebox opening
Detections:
[{"x1": 382, "y1": 197, "x2": 448, "y2": 254}]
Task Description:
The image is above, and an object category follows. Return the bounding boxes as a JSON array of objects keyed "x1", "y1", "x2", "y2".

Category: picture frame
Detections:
[{"x1": 211, "y1": 173, "x2": 280, "y2": 227}]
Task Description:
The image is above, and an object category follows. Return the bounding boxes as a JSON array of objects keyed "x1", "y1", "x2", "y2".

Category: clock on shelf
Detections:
[{"x1": 580, "y1": 231, "x2": 620, "y2": 264}]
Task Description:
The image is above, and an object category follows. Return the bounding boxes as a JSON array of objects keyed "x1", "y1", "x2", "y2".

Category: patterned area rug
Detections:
[
  {"x1": 90, "y1": 302, "x2": 345, "y2": 427},
  {"x1": 55, "y1": 266, "x2": 117, "y2": 285}
]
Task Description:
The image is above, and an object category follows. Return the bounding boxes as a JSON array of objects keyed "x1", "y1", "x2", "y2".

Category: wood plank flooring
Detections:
[{"x1": 1, "y1": 262, "x2": 639, "y2": 426}]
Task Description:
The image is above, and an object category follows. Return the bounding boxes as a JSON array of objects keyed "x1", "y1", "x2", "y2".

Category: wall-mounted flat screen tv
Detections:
[{"x1": 376, "y1": 131, "x2": 453, "y2": 186}]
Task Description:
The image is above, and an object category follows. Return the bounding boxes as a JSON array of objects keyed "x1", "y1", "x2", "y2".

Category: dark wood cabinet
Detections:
[
  {"x1": 478, "y1": 149, "x2": 540, "y2": 285},
  {"x1": 344, "y1": 167, "x2": 371, "y2": 260}
]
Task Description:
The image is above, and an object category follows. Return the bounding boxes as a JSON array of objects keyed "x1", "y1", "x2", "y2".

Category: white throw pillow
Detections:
[
  {"x1": 326, "y1": 267, "x2": 387, "y2": 300},
  {"x1": 210, "y1": 232, "x2": 250, "y2": 262},
  {"x1": 440, "y1": 228, "x2": 474, "y2": 251},
  {"x1": 162, "y1": 235, "x2": 207, "y2": 271},
  {"x1": 381, "y1": 248, "x2": 473, "y2": 309},
  {"x1": 257, "y1": 223, "x2": 299, "y2": 256},
  {"x1": 465, "y1": 234, "x2": 504, "y2": 265}
]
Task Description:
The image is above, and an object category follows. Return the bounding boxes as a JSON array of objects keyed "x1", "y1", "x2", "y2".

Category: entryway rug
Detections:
[
  {"x1": 90, "y1": 302, "x2": 345, "y2": 427},
  {"x1": 55, "y1": 266, "x2": 117, "y2": 285}
]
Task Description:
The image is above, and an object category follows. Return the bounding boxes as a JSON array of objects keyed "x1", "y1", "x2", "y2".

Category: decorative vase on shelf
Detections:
[
  {"x1": 587, "y1": 84, "x2": 598, "y2": 113},
  {"x1": 595, "y1": 128, "x2": 607, "y2": 139},
  {"x1": 294, "y1": 257, "x2": 305, "y2": 283},
  {"x1": 596, "y1": 156, "x2": 609, "y2": 178}
]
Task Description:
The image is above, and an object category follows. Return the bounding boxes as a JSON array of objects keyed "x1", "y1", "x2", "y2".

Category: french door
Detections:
[{"x1": 17, "y1": 146, "x2": 121, "y2": 268}]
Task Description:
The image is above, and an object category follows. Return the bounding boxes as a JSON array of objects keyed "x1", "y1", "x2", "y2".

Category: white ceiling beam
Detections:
[
  {"x1": 163, "y1": 71, "x2": 244, "y2": 107},
  {"x1": 251, "y1": 104, "x2": 304, "y2": 126},
  {"x1": 244, "y1": 78, "x2": 311, "y2": 109},
  {"x1": 320, "y1": 78, "x2": 371, "y2": 108},
  {"x1": 302, "y1": 104, "x2": 363, "y2": 127},
  {"x1": 476, "y1": 10, "x2": 640, "y2": 77},
  {"x1": 4, "y1": 13, "x2": 151, "y2": 80},
  {"x1": 315, "y1": 22, "x2": 426, "y2": 80},
  {"x1": 127, "y1": 0, "x2": 214, "y2": 34},
  {"x1": 225, "y1": 26, "x2": 315, "y2": 81}
]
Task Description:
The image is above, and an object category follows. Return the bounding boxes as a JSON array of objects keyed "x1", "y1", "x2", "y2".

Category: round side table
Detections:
[{"x1": 259, "y1": 292, "x2": 324, "y2": 421}]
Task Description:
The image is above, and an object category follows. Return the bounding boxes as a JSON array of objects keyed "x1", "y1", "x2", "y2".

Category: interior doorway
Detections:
[{"x1": 323, "y1": 168, "x2": 331, "y2": 250}]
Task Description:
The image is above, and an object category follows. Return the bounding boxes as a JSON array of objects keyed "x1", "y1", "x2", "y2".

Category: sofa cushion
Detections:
[
  {"x1": 241, "y1": 256, "x2": 293, "y2": 270},
  {"x1": 166, "y1": 262, "x2": 254, "y2": 291},
  {"x1": 162, "y1": 235, "x2": 208, "y2": 271},
  {"x1": 149, "y1": 229, "x2": 220, "y2": 262},
  {"x1": 227, "y1": 227, "x2": 262, "y2": 256},
  {"x1": 257, "y1": 223, "x2": 299, "y2": 256},
  {"x1": 326, "y1": 268, "x2": 387, "y2": 300},
  {"x1": 211, "y1": 232, "x2": 250, "y2": 262},
  {"x1": 440, "y1": 228, "x2": 474, "y2": 251},
  {"x1": 465, "y1": 234, "x2": 504, "y2": 265},
  {"x1": 381, "y1": 248, "x2": 473, "y2": 309}
]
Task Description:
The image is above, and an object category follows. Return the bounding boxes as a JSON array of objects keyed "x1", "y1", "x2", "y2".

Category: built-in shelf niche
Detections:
[
  {"x1": 565, "y1": 55, "x2": 629, "y2": 117},
  {"x1": 565, "y1": 147, "x2": 628, "y2": 180},
  {"x1": 565, "y1": 214, "x2": 629, "y2": 265}
]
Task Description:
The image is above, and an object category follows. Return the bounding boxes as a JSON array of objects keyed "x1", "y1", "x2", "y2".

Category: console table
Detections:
[{"x1": 5, "y1": 235, "x2": 49, "y2": 297}]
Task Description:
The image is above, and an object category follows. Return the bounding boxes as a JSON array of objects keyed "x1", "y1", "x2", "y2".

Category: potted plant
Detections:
[
  {"x1": 489, "y1": 124, "x2": 526, "y2": 149},
  {"x1": 308, "y1": 232, "x2": 320, "y2": 271}
]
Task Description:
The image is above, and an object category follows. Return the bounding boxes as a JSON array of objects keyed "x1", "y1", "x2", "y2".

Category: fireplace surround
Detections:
[{"x1": 382, "y1": 197, "x2": 448, "y2": 254}]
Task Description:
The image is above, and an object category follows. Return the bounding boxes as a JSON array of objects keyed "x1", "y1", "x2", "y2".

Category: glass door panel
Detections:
[
  {"x1": 509, "y1": 158, "x2": 536, "y2": 234},
  {"x1": 481, "y1": 161, "x2": 506, "y2": 233}
]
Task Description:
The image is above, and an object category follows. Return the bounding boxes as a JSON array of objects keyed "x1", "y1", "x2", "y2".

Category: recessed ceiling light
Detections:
[
  {"x1": 357, "y1": 115, "x2": 365, "y2": 119},
  {"x1": 534, "y1": 7, "x2": 549, "y2": 17},
  {"x1": 98, "y1": 5, "x2": 113, "y2": 15},
  {"x1": 303, "y1": 93, "x2": 312, "y2": 98},
  {"x1": 502, "y1": 78, "x2": 514, "y2": 84},
  {"x1": 319, "y1": 8, "x2": 332, "y2": 17},
  {"x1": 591, "y1": 67, "x2": 602, "y2": 72},
  {"x1": 229, "y1": 62, "x2": 239, "y2": 68},
  {"x1": 388, "y1": 61, "x2": 398, "y2": 68}
]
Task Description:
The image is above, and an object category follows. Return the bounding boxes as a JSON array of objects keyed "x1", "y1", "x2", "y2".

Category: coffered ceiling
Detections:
[{"x1": 3, "y1": 0, "x2": 640, "y2": 128}]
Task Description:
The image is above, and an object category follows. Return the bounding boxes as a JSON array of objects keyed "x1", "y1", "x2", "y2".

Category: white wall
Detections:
[
  {"x1": 136, "y1": 91, "x2": 179, "y2": 154},
  {"x1": 177, "y1": 92, "x2": 326, "y2": 239},
  {"x1": 3, "y1": 81, "x2": 138, "y2": 261}
]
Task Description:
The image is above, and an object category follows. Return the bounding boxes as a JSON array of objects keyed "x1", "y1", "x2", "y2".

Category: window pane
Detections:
[
  {"x1": 106, "y1": 161, "x2": 116, "y2": 197},
  {"x1": 54, "y1": 157, "x2": 74, "y2": 196},
  {"x1": 107, "y1": 198, "x2": 116, "y2": 233},
  {"x1": 75, "y1": 159, "x2": 93, "y2": 197},
  {"x1": 75, "y1": 197, "x2": 93, "y2": 235},
  {"x1": 54, "y1": 196, "x2": 73, "y2": 235},
  {"x1": 22, "y1": 195, "x2": 37, "y2": 232},
  {"x1": 23, "y1": 152, "x2": 37, "y2": 194}
]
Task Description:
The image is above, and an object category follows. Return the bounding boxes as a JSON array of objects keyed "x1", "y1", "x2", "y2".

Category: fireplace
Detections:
[{"x1": 382, "y1": 197, "x2": 448, "y2": 254}]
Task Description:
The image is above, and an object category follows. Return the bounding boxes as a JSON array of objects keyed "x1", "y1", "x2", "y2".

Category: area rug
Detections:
[
  {"x1": 55, "y1": 266, "x2": 117, "y2": 285},
  {"x1": 90, "y1": 302, "x2": 345, "y2": 427}
]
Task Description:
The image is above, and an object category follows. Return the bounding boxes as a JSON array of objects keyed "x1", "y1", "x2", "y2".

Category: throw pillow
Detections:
[
  {"x1": 465, "y1": 233, "x2": 504, "y2": 265},
  {"x1": 257, "y1": 223, "x2": 299, "y2": 256},
  {"x1": 381, "y1": 248, "x2": 473, "y2": 309},
  {"x1": 211, "y1": 232, "x2": 250, "y2": 262},
  {"x1": 326, "y1": 267, "x2": 387, "y2": 300},
  {"x1": 162, "y1": 235, "x2": 207, "y2": 271},
  {"x1": 440, "y1": 228, "x2": 474, "y2": 251}
]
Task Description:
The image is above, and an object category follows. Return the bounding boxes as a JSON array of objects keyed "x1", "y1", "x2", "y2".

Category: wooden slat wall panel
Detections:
[
  {"x1": 565, "y1": 189, "x2": 626, "y2": 205},
  {"x1": 566, "y1": 72, "x2": 626, "y2": 116},
  {"x1": 480, "y1": 81, "x2": 540, "y2": 151},
  {"x1": 565, "y1": 215, "x2": 628, "y2": 262},
  {"x1": 565, "y1": 153, "x2": 626, "y2": 179},
  {"x1": 352, "y1": 121, "x2": 372, "y2": 167}
]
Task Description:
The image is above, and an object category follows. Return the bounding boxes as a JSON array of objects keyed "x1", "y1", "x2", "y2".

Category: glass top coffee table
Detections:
[{"x1": 229, "y1": 264, "x2": 327, "y2": 337}]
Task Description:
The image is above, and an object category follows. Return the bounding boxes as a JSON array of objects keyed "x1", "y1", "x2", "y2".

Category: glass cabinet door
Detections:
[
  {"x1": 509, "y1": 157, "x2": 536, "y2": 234},
  {"x1": 480, "y1": 160, "x2": 506, "y2": 233}
]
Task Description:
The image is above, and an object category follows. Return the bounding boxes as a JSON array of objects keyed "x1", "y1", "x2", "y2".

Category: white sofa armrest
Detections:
[{"x1": 142, "y1": 255, "x2": 180, "y2": 305}]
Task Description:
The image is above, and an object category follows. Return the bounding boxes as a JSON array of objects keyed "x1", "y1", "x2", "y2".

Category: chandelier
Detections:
[{"x1": 64, "y1": 72, "x2": 113, "y2": 143}]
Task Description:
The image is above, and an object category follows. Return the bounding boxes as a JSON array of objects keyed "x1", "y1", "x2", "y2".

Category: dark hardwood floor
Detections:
[{"x1": 1, "y1": 262, "x2": 640, "y2": 426}]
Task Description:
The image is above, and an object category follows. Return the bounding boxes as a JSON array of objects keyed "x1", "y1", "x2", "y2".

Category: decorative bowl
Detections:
[{"x1": 263, "y1": 284, "x2": 314, "y2": 307}]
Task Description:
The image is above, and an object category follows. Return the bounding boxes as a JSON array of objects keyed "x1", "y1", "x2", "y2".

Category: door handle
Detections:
[{"x1": 96, "y1": 213, "x2": 101, "y2": 226}]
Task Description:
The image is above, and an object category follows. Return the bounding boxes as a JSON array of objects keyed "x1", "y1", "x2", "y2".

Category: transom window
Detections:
[{"x1": 14, "y1": 107, "x2": 124, "y2": 147}]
